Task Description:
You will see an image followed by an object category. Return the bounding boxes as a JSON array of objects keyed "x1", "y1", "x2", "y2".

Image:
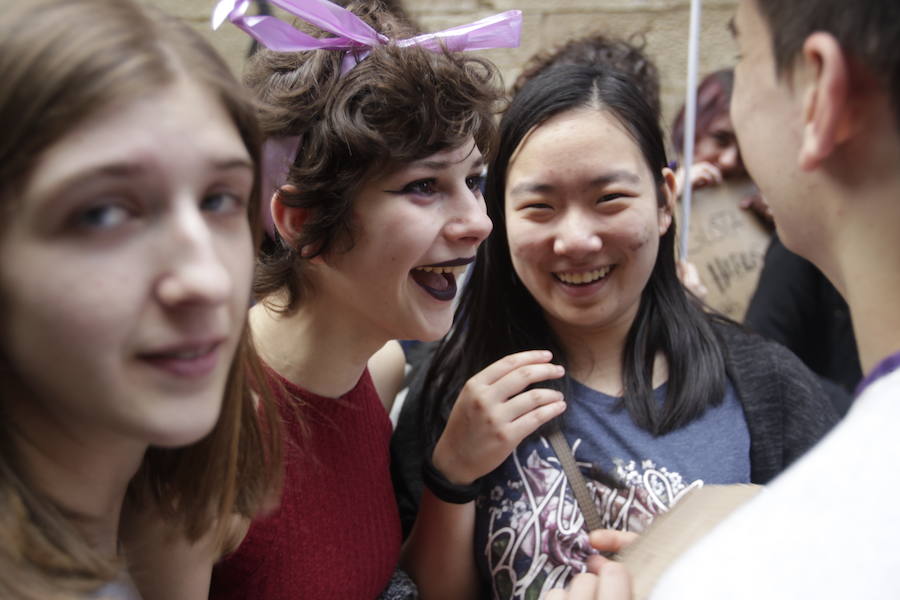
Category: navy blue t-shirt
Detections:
[{"x1": 474, "y1": 379, "x2": 750, "y2": 599}]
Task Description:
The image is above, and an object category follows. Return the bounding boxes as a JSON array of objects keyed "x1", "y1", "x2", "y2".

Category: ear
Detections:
[
  {"x1": 270, "y1": 185, "x2": 312, "y2": 255},
  {"x1": 798, "y1": 32, "x2": 854, "y2": 171},
  {"x1": 658, "y1": 168, "x2": 677, "y2": 235}
]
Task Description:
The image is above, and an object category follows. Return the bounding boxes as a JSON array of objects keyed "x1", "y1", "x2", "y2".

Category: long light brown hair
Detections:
[{"x1": 0, "y1": 0, "x2": 281, "y2": 596}]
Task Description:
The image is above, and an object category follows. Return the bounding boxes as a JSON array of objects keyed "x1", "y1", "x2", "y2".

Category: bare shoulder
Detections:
[
  {"x1": 122, "y1": 506, "x2": 251, "y2": 600},
  {"x1": 368, "y1": 340, "x2": 407, "y2": 415}
]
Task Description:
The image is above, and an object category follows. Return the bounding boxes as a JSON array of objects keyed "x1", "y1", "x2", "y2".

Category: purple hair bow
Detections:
[
  {"x1": 213, "y1": 0, "x2": 521, "y2": 239},
  {"x1": 213, "y1": 0, "x2": 522, "y2": 74}
]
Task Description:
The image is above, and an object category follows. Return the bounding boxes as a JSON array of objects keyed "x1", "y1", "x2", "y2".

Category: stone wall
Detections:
[{"x1": 141, "y1": 0, "x2": 738, "y2": 137}]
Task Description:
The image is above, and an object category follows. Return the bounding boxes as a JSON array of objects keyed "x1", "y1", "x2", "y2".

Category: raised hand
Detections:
[
  {"x1": 432, "y1": 350, "x2": 567, "y2": 486},
  {"x1": 674, "y1": 161, "x2": 724, "y2": 196}
]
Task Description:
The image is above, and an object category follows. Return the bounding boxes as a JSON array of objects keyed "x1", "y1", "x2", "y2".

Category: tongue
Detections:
[{"x1": 411, "y1": 269, "x2": 450, "y2": 291}]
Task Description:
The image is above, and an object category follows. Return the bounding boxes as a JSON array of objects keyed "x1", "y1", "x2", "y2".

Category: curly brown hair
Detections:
[{"x1": 244, "y1": 1, "x2": 504, "y2": 314}]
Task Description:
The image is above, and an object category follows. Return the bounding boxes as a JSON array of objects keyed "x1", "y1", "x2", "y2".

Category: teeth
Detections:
[
  {"x1": 556, "y1": 266, "x2": 611, "y2": 285},
  {"x1": 169, "y1": 346, "x2": 212, "y2": 360},
  {"x1": 414, "y1": 265, "x2": 467, "y2": 277}
]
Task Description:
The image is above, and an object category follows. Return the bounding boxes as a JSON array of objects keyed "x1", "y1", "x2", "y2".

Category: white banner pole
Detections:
[{"x1": 679, "y1": 0, "x2": 702, "y2": 260}]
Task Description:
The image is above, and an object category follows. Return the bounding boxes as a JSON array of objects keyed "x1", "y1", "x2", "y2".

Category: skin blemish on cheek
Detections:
[{"x1": 629, "y1": 229, "x2": 653, "y2": 251}]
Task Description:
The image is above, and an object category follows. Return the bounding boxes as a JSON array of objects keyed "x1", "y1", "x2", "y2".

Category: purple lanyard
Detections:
[{"x1": 854, "y1": 350, "x2": 900, "y2": 397}]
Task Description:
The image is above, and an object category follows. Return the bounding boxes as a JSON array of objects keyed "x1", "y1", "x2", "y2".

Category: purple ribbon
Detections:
[
  {"x1": 855, "y1": 350, "x2": 900, "y2": 397},
  {"x1": 213, "y1": 0, "x2": 522, "y2": 74},
  {"x1": 213, "y1": 0, "x2": 522, "y2": 241}
]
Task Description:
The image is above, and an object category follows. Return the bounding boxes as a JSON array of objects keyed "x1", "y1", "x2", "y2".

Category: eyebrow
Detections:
[
  {"x1": 44, "y1": 162, "x2": 146, "y2": 195},
  {"x1": 36, "y1": 156, "x2": 253, "y2": 201},
  {"x1": 211, "y1": 157, "x2": 254, "y2": 172},
  {"x1": 414, "y1": 155, "x2": 485, "y2": 172},
  {"x1": 509, "y1": 170, "x2": 640, "y2": 196},
  {"x1": 728, "y1": 17, "x2": 738, "y2": 38}
]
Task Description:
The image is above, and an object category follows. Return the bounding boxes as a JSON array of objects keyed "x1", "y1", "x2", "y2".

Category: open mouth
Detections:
[
  {"x1": 410, "y1": 258, "x2": 473, "y2": 301},
  {"x1": 553, "y1": 265, "x2": 613, "y2": 286}
]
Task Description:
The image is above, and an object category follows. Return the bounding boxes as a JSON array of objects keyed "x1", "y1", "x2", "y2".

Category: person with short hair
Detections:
[
  {"x1": 180, "y1": 2, "x2": 513, "y2": 599},
  {"x1": 548, "y1": 0, "x2": 900, "y2": 596}
]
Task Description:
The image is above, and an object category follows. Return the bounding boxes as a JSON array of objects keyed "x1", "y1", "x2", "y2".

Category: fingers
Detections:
[
  {"x1": 490, "y1": 360, "x2": 565, "y2": 401},
  {"x1": 596, "y1": 562, "x2": 632, "y2": 599},
  {"x1": 565, "y1": 573, "x2": 601, "y2": 599},
  {"x1": 556, "y1": 565, "x2": 632, "y2": 600},
  {"x1": 740, "y1": 192, "x2": 774, "y2": 224},
  {"x1": 505, "y1": 392, "x2": 566, "y2": 440},
  {"x1": 690, "y1": 162, "x2": 723, "y2": 189},
  {"x1": 589, "y1": 530, "x2": 638, "y2": 556},
  {"x1": 676, "y1": 259, "x2": 708, "y2": 299},
  {"x1": 500, "y1": 385, "x2": 564, "y2": 421},
  {"x1": 471, "y1": 350, "x2": 557, "y2": 386},
  {"x1": 586, "y1": 530, "x2": 638, "y2": 574}
]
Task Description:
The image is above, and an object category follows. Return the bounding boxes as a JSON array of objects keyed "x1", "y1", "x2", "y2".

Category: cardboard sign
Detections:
[
  {"x1": 618, "y1": 484, "x2": 762, "y2": 599},
  {"x1": 682, "y1": 179, "x2": 771, "y2": 321}
]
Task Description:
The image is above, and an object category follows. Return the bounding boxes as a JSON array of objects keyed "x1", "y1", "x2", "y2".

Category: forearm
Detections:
[{"x1": 401, "y1": 491, "x2": 480, "y2": 600}]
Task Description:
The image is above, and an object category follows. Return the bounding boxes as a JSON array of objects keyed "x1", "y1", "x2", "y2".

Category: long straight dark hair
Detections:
[{"x1": 423, "y1": 65, "x2": 727, "y2": 443}]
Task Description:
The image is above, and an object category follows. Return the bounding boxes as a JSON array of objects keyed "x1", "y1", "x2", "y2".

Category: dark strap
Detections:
[{"x1": 547, "y1": 426, "x2": 604, "y2": 532}]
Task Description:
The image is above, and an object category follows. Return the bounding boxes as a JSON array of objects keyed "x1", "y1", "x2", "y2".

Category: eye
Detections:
[
  {"x1": 201, "y1": 191, "x2": 244, "y2": 214},
  {"x1": 397, "y1": 178, "x2": 437, "y2": 196},
  {"x1": 466, "y1": 173, "x2": 486, "y2": 194},
  {"x1": 522, "y1": 202, "x2": 552, "y2": 210},
  {"x1": 73, "y1": 202, "x2": 132, "y2": 231},
  {"x1": 598, "y1": 193, "x2": 627, "y2": 203},
  {"x1": 713, "y1": 132, "x2": 735, "y2": 148}
]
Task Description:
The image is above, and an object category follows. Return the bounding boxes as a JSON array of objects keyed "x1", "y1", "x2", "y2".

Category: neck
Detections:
[
  {"x1": 549, "y1": 307, "x2": 652, "y2": 395},
  {"x1": 10, "y1": 403, "x2": 146, "y2": 557},
  {"x1": 815, "y1": 135, "x2": 900, "y2": 376},
  {"x1": 250, "y1": 292, "x2": 388, "y2": 397},
  {"x1": 833, "y1": 211, "x2": 900, "y2": 375}
]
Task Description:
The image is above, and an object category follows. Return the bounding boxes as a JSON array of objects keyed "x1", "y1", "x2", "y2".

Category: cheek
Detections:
[
  {"x1": 221, "y1": 228, "x2": 255, "y2": 304},
  {"x1": 606, "y1": 212, "x2": 656, "y2": 254},
  {"x1": 1, "y1": 254, "x2": 141, "y2": 393},
  {"x1": 505, "y1": 222, "x2": 546, "y2": 269},
  {"x1": 359, "y1": 206, "x2": 434, "y2": 269},
  {"x1": 628, "y1": 226, "x2": 654, "y2": 252}
]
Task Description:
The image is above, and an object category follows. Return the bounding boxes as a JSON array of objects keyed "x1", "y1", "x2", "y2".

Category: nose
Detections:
[
  {"x1": 443, "y1": 185, "x2": 493, "y2": 246},
  {"x1": 553, "y1": 210, "x2": 602, "y2": 258},
  {"x1": 156, "y1": 198, "x2": 233, "y2": 308},
  {"x1": 718, "y1": 143, "x2": 740, "y2": 173}
]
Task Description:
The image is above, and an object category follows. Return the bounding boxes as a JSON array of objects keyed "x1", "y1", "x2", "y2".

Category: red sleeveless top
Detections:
[{"x1": 210, "y1": 368, "x2": 401, "y2": 599}]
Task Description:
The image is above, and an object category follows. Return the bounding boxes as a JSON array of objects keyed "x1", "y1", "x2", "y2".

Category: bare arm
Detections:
[
  {"x1": 402, "y1": 350, "x2": 567, "y2": 599},
  {"x1": 402, "y1": 491, "x2": 480, "y2": 600},
  {"x1": 368, "y1": 340, "x2": 407, "y2": 415}
]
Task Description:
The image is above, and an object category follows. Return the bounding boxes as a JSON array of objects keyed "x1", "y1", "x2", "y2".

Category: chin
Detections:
[
  {"x1": 144, "y1": 396, "x2": 223, "y2": 449},
  {"x1": 406, "y1": 315, "x2": 453, "y2": 343}
]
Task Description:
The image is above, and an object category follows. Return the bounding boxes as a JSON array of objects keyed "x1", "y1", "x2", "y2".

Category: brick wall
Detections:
[{"x1": 141, "y1": 0, "x2": 738, "y2": 138}]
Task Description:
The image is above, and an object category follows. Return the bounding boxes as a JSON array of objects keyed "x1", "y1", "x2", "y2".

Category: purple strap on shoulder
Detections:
[{"x1": 855, "y1": 350, "x2": 900, "y2": 397}]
